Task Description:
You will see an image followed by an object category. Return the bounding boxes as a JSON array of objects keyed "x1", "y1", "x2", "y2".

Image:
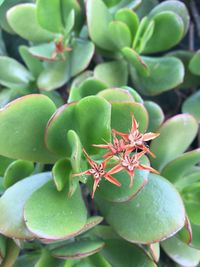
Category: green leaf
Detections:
[
  {"x1": 122, "y1": 47, "x2": 149, "y2": 76},
  {"x1": 0, "y1": 156, "x2": 14, "y2": 177},
  {"x1": 122, "y1": 86, "x2": 143, "y2": 103},
  {"x1": 67, "y1": 130, "x2": 82, "y2": 173},
  {"x1": 94, "y1": 61, "x2": 128, "y2": 87},
  {"x1": 189, "y1": 50, "x2": 200, "y2": 76},
  {"x1": 0, "y1": 95, "x2": 58, "y2": 163},
  {"x1": 89, "y1": 253, "x2": 111, "y2": 267},
  {"x1": 3, "y1": 160, "x2": 34, "y2": 188},
  {"x1": 0, "y1": 0, "x2": 33, "y2": 34},
  {"x1": 115, "y1": 9, "x2": 139, "y2": 38},
  {"x1": 61, "y1": 0, "x2": 83, "y2": 32},
  {"x1": 0, "y1": 239, "x2": 20, "y2": 267},
  {"x1": 52, "y1": 159, "x2": 71, "y2": 191},
  {"x1": 96, "y1": 156, "x2": 150, "y2": 202},
  {"x1": 97, "y1": 88, "x2": 134, "y2": 102},
  {"x1": 70, "y1": 39, "x2": 95, "y2": 77},
  {"x1": 19, "y1": 46, "x2": 43, "y2": 79},
  {"x1": 136, "y1": 20, "x2": 155, "y2": 54},
  {"x1": 13, "y1": 254, "x2": 39, "y2": 267},
  {"x1": 144, "y1": 101, "x2": 164, "y2": 132},
  {"x1": 96, "y1": 174, "x2": 185, "y2": 244},
  {"x1": 86, "y1": 0, "x2": 117, "y2": 51},
  {"x1": 109, "y1": 0, "x2": 142, "y2": 13},
  {"x1": 24, "y1": 181, "x2": 87, "y2": 240},
  {"x1": 101, "y1": 239, "x2": 156, "y2": 267},
  {"x1": 130, "y1": 56, "x2": 184, "y2": 95},
  {"x1": 143, "y1": 12, "x2": 184, "y2": 54},
  {"x1": 69, "y1": 78, "x2": 107, "y2": 102},
  {"x1": 111, "y1": 102, "x2": 148, "y2": 133},
  {"x1": 182, "y1": 90, "x2": 200, "y2": 122},
  {"x1": 161, "y1": 149, "x2": 200, "y2": 184},
  {"x1": 0, "y1": 172, "x2": 52, "y2": 239},
  {"x1": 162, "y1": 236, "x2": 200, "y2": 267},
  {"x1": 7, "y1": 4, "x2": 55, "y2": 43},
  {"x1": 45, "y1": 96, "x2": 111, "y2": 156},
  {"x1": 148, "y1": 0, "x2": 189, "y2": 36},
  {"x1": 108, "y1": 21, "x2": 132, "y2": 49},
  {"x1": 35, "y1": 249, "x2": 62, "y2": 267},
  {"x1": 168, "y1": 50, "x2": 200, "y2": 89},
  {"x1": 150, "y1": 114, "x2": 198, "y2": 171},
  {"x1": 36, "y1": 0, "x2": 64, "y2": 33},
  {"x1": 0, "y1": 56, "x2": 33, "y2": 89},
  {"x1": 29, "y1": 42, "x2": 56, "y2": 61},
  {"x1": 52, "y1": 240, "x2": 105, "y2": 259},
  {"x1": 37, "y1": 61, "x2": 70, "y2": 91}
]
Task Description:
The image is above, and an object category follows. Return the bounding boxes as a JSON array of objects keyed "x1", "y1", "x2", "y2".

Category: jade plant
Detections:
[{"x1": 0, "y1": 0, "x2": 199, "y2": 266}]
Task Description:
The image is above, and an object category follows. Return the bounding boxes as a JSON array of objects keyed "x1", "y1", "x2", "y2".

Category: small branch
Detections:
[{"x1": 190, "y1": 0, "x2": 200, "y2": 39}]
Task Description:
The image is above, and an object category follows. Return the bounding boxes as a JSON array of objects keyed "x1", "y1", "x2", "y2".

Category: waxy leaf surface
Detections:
[
  {"x1": 0, "y1": 172, "x2": 52, "y2": 239},
  {"x1": 150, "y1": 114, "x2": 198, "y2": 171},
  {"x1": 96, "y1": 174, "x2": 185, "y2": 244},
  {"x1": 24, "y1": 181, "x2": 87, "y2": 240},
  {"x1": 0, "y1": 95, "x2": 58, "y2": 163}
]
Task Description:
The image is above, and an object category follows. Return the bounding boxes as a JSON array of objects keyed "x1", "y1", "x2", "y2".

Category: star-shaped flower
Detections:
[
  {"x1": 93, "y1": 132, "x2": 131, "y2": 158},
  {"x1": 107, "y1": 150, "x2": 159, "y2": 187},
  {"x1": 73, "y1": 148, "x2": 121, "y2": 198},
  {"x1": 112, "y1": 114, "x2": 160, "y2": 157}
]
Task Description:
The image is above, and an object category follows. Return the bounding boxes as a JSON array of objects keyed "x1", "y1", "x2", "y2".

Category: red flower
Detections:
[
  {"x1": 93, "y1": 132, "x2": 130, "y2": 158},
  {"x1": 73, "y1": 148, "x2": 121, "y2": 198},
  {"x1": 112, "y1": 114, "x2": 159, "y2": 157},
  {"x1": 107, "y1": 150, "x2": 160, "y2": 187}
]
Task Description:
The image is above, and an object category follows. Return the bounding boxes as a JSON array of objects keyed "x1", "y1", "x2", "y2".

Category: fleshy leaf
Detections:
[
  {"x1": 100, "y1": 238, "x2": 156, "y2": 267},
  {"x1": 161, "y1": 149, "x2": 200, "y2": 184},
  {"x1": 110, "y1": 101, "x2": 148, "y2": 133},
  {"x1": 162, "y1": 236, "x2": 200, "y2": 267},
  {"x1": 130, "y1": 56, "x2": 184, "y2": 95},
  {"x1": 3, "y1": 160, "x2": 34, "y2": 188},
  {"x1": 86, "y1": 0, "x2": 116, "y2": 51},
  {"x1": 143, "y1": 12, "x2": 184, "y2": 54},
  {"x1": 52, "y1": 240, "x2": 105, "y2": 259},
  {"x1": 95, "y1": 155, "x2": 150, "y2": 202},
  {"x1": 45, "y1": 96, "x2": 111, "y2": 156},
  {"x1": 148, "y1": 0, "x2": 189, "y2": 35},
  {"x1": 36, "y1": 0, "x2": 64, "y2": 33},
  {"x1": 122, "y1": 47, "x2": 149, "y2": 76},
  {"x1": 0, "y1": 172, "x2": 52, "y2": 239},
  {"x1": 0, "y1": 56, "x2": 33, "y2": 89},
  {"x1": 94, "y1": 61, "x2": 128, "y2": 87},
  {"x1": 144, "y1": 101, "x2": 164, "y2": 132},
  {"x1": 7, "y1": 4, "x2": 55, "y2": 43},
  {"x1": 115, "y1": 8, "x2": 139, "y2": 38},
  {"x1": 95, "y1": 173, "x2": 185, "y2": 244},
  {"x1": 19, "y1": 46, "x2": 43, "y2": 79},
  {"x1": 52, "y1": 158, "x2": 71, "y2": 192},
  {"x1": 24, "y1": 181, "x2": 87, "y2": 240},
  {"x1": 35, "y1": 249, "x2": 62, "y2": 267},
  {"x1": 97, "y1": 88, "x2": 134, "y2": 102},
  {"x1": 108, "y1": 21, "x2": 132, "y2": 49},
  {"x1": 150, "y1": 114, "x2": 198, "y2": 171},
  {"x1": 0, "y1": 95, "x2": 58, "y2": 163},
  {"x1": 182, "y1": 90, "x2": 200, "y2": 122},
  {"x1": 189, "y1": 50, "x2": 200, "y2": 76}
]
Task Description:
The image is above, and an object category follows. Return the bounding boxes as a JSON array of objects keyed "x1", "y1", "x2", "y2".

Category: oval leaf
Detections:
[
  {"x1": 150, "y1": 114, "x2": 198, "y2": 171},
  {"x1": 0, "y1": 95, "x2": 58, "y2": 163},
  {"x1": 96, "y1": 173, "x2": 185, "y2": 244},
  {"x1": 0, "y1": 172, "x2": 52, "y2": 239},
  {"x1": 24, "y1": 181, "x2": 87, "y2": 240},
  {"x1": 7, "y1": 4, "x2": 55, "y2": 43}
]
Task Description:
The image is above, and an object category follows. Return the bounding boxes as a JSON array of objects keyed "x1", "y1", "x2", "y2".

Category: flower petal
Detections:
[{"x1": 104, "y1": 174, "x2": 121, "y2": 187}]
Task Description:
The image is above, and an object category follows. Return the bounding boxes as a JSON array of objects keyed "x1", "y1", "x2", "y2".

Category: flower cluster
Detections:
[{"x1": 73, "y1": 115, "x2": 160, "y2": 198}]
